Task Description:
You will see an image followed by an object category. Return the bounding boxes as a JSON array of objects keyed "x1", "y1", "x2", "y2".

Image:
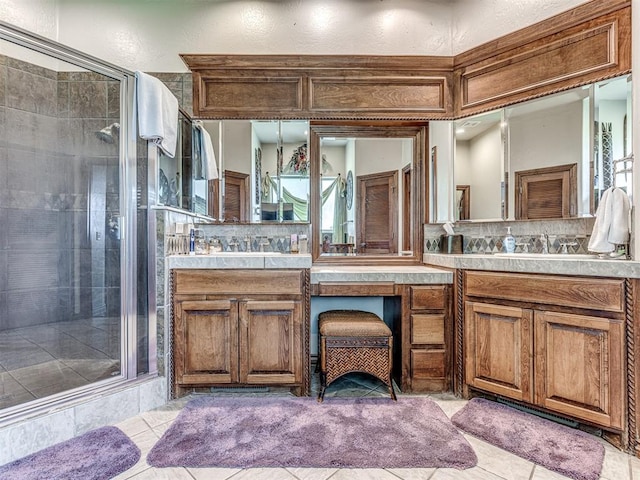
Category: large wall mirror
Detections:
[
  {"x1": 310, "y1": 123, "x2": 426, "y2": 264},
  {"x1": 200, "y1": 119, "x2": 310, "y2": 223},
  {"x1": 439, "y1": 74, "x2": 632, "y2": 222}
]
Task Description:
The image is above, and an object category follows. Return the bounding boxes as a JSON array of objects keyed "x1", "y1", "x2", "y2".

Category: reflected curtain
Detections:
[
  {"x1": 263, "y1": 174, "x2": 343, "y2": 223},
  {"x1": 267, "y1": 175, "x2": 309, "y2": 221}
]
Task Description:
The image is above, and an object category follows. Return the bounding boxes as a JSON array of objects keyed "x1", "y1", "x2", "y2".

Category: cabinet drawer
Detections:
[
  {"x1": 411, "y1": 314, "x2": 445, "y2": 345},
  {"x1": 465, "y1": 271, "x2": 625, "y2": 313},
  {"x1": 315, "y1": 282, "x2": 395, "y2": 296},
  {"x1": 411, "y1": 349, "x2": 445, "y2": 378},
  {"x1": 173, "y1": 269, "x2": 304, "y2": 295},
  {"x1": 410, "y1": 286, "x2": 446, "y2": 310}
]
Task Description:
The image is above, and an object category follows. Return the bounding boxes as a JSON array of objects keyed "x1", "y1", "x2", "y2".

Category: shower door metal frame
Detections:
[{"x1": 0, "y1": 20, "x2": 156, "y2": 423}]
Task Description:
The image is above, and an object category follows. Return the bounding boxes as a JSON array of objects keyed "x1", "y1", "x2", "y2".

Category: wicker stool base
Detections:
[{"x1": 318, "y1": 311, "x2": 396, "y2": 402}]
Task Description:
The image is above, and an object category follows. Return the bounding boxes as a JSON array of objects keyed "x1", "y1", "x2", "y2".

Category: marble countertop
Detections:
[
  {"x1": 311, "y1": 265, "x2": 453, "y2": 284},
  {"x1": 424, "y1": 253, "x2": 640, "y2": 279},
  {"x1": 167, "y1": 253, "x2": 312, "y2": 270}
]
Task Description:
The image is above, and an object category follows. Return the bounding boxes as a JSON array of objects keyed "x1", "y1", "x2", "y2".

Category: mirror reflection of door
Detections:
[
  {"x1": 515, "y1": 163, "x2": 577, "y2": 219},
  {"x1": 357, "y1": 171, "x2": 398, "y2": 254},
  {"x1": 455, "y1": 185, "x2": 470, "y2": 220},
  {"x1": 223, "y1": 170, "x2": 250, "y2": 222}
]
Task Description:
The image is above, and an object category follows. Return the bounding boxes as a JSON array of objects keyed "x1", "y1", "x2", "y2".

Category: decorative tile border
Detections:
[{"x1": 424, "y1": 218, "x2": 596, "y2": 255}]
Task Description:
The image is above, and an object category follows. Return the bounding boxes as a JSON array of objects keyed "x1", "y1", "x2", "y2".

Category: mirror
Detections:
[
  {"x1": 158, "y1": 110, "x2": 210, "y2": 214},
  {"x1": 199, "y1": 119, "x2": 310, "y2": 223},
  {"x1": 445, "y1": 74, "x2": 631, "y2": 222},
  {"x1": 310, "y1": 124, "x2": 426, "y2": 263}
]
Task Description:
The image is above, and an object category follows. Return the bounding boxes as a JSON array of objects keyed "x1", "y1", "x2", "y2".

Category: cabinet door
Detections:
[
  {"x1": 175, "y1": 300, "x2": 239, "y2": 385},
  {"x1": 465, "y1": 301, "x2": 534, "y2": 402},
  {"x1": 534, "y1": 311, "x2": 624, "y2": 429},
  {"x1": 239, "y1": 300, "x2": 302, "y2": 385}
]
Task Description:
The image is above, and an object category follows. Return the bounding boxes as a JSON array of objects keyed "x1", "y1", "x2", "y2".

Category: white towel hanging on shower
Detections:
[{"x1": 135, "y1": 71, "x2": 179, "y2": 158}]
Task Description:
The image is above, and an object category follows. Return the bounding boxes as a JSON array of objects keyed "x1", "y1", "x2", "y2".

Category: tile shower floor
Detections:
[
  {"x1": 111, "y1": 372, "x2": 640, "y2": 480},
  {"x1": 0, "y1": 318, "x2": 121, "y2": 409}
]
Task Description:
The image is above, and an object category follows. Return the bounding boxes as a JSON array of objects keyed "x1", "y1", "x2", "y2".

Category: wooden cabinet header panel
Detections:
[
  {"x1": 182, "y1": 1, "x2": 629, "y2": 121},
  {"x1": 455, "y1": 5, "x2": 630, "y2": 116},
  {"x1": 464, "y1": 271, "x2": 625, "y2": 313},
  {"x1": 173, "y1": 269, "x2": 304, "y2": 296},
  {"x1": 185, "y1": 60, "x2": 454, "y2": 120}
]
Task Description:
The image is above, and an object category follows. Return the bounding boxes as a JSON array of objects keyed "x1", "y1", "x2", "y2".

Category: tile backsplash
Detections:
[{"x1": 424, "y1": 218, "x2": 597, "y2": 255}]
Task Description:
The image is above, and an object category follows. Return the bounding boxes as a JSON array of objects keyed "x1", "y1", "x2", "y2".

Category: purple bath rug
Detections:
[
  {"x1": 147, "y1": 396, "x2": 477, "y2": 469},
  {"x1": 0, "y1": 426, "x2": 140, "y2": 480},
  {"x1": 451, "y1": 397, "x2": 604, "y2": 480}
]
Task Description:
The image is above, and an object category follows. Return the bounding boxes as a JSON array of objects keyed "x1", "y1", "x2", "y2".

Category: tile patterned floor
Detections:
[
  {"x1": 110, "y1": 373, "x2": 640, "y2": 480},
  {"x1": 0, "y1": 318, "x2": 121, "y2": 409}
]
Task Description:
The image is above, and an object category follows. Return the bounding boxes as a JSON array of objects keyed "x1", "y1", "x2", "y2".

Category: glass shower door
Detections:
[{"x1": 0, "y1": 40, "x2": 127, "y2": 410}]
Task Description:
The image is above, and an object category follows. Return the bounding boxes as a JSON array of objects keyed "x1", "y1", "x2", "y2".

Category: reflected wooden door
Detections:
[
  {"x1": 223, "y1": 170, "x2": 250, "y2": 222},
  {"x1": 357, "y1": 170, "x2": 398, "y2": 254},
  {"x1": 515, "y1": 164, "x2": 577, "y2": 219}
]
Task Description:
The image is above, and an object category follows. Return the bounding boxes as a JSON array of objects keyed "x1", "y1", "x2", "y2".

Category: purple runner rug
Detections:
[
  {"x1": 0, "y1": 426, "x2": 140, "y2": 480},
  {"x1": 451, "y1": 397, "x2": 604, "y2": 480},
  {"x1": 147, "y1": 396, "x2": 477, "y2": 469}
]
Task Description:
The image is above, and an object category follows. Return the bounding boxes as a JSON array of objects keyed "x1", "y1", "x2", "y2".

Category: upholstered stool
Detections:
[{"x1": 317, "y1": 310, "x2": 396, "y2": 402}]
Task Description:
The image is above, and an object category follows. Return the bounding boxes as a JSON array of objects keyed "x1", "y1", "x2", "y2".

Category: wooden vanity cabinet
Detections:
[
  {"x1": 464, "y1": 271, "x2": 625, "y2": 430},
  {"x1": 172, "y1": 269, "x2": 309, "y2": 397},
  {"x1": 397, "y1": 284, "x2": 452, "y2": 392}
]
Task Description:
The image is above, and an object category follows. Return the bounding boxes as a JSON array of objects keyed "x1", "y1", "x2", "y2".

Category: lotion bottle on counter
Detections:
[{"x1": 504, "y1": 226, "x2": 516, "y2": 253}]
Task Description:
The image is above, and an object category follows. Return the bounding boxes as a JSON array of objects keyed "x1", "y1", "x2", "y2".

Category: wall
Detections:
[
  {"x1": 450, "y1": 0, "x2": 590, "y2": 54},
  {"x1": 0, "y1": 0, "x2": 57, "y2": 39},
  {"x1": 429, "y1": 120, "x2": 454, "y2": 222},
  {"x1": 467, "y1": 124, "x2": 503, "y2": 220},
  {"x1": 1, "y1": 0, "x2": 590, "y2": 72}
]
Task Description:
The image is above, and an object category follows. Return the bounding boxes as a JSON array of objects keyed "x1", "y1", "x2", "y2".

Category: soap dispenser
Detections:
[{"x1": 504, "y1": 227, "x2": 516, "y2": 253}]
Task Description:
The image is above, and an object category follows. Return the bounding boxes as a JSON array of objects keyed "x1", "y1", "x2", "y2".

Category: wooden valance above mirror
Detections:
[{"x1": 181, "y1": 0, "x2": 629, "y2": 121}]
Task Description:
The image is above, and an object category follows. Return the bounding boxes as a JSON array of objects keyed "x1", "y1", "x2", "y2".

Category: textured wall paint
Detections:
[
  {"x1": 50, "y1": 0, "x2": 590, "y2": 72},
  {"x1": 0, "y1": 0, "x2": 57, "y2": 39},
  {"x1": 1, "y1": 0, "x2": 594, "y2": 71},
  {"x1": 451, "y1": 0, "x2": 590, "y2": 54}
]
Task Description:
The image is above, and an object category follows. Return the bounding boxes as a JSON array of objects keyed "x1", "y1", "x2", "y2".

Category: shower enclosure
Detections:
[{"x1": 0, "y1": 22, "x2": 152, "y2": 418}]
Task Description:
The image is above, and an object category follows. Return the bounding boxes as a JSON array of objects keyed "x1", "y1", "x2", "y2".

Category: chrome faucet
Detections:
[
  {"x1": 540, "y1": 233, "x2": 549, "y2": 254},
  {"x1": 227, "y1": 238, "x2": 240, "y2": 252}
]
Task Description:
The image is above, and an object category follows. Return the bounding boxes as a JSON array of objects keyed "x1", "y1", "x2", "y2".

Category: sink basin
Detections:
[{"x1": 494, "y1": 253, "x2": 599, "y2": 259}]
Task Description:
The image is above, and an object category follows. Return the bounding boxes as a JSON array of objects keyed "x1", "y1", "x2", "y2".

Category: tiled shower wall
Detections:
[
  {"x1": 0, "y1": 55, "x2": 121, "y2": 330},
  {"x1": 424, "y1": 218, "x2": 597, "y2": 255}
]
